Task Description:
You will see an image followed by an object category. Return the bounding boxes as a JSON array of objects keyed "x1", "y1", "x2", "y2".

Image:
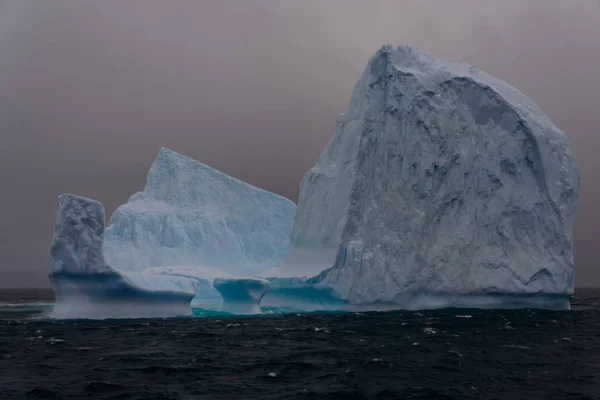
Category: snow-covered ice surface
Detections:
[
  {"x1": 48, "y1": 194, "x2": 202, "y2": 319},
  {"x1": 264, "y1": 45, "x2": 579, "y2": 311},
  {"x1": 103, "y1": 147, "x2": 296, "y2": 277}
]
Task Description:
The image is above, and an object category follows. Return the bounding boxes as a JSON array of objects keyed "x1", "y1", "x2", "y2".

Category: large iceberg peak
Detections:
[{"x1": 278, "y1": 45, "x2": 579, "y2": 309}]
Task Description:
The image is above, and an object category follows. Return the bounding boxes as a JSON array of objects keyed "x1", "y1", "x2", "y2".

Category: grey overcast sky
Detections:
[{"x1": 0, "y1": 1, "x2": 598, "y2": 287}]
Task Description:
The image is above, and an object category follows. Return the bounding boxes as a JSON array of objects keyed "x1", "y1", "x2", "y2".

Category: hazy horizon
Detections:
[{"x1": 0, "y1": 1, "x2": 598, "y2": 287}]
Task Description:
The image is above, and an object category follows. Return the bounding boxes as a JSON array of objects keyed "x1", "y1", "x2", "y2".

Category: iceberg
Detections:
[
  {"x1": 263, "y1": 45, "x2": 579, "y2": 311},
  {"x1": 47, "y1": 46, "x2": 579, "y2": 316},
  {"x1": 48, "y1": 194, "x2": 202, "y2": 319}
]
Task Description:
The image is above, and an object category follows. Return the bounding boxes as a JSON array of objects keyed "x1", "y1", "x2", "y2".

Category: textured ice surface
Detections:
[
  {"x1": 213, "y1": 277, "x2": 269, "y2": 314},
  {"x1": 272, "y1": 45, "x2": 579, "y2": 310},
  {"x1": 48, "y1": 194, "x2": 201, "y2": 319},
  {"x1": 104, "y1": 147, "x2": 296, "y2": 276}
]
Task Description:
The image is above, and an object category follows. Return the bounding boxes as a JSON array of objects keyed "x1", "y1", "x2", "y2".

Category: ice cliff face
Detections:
[
  {"x1": 104, "y1": 147, "x2": 297, "y2": 276},
  {"x1": 285, "y1": 45, "x2": 579, "y2": 308}
]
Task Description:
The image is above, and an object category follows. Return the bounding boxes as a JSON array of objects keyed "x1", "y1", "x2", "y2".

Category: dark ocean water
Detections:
[{"x1": 0, "y1": 289, "x2": 598, "y2": 400}]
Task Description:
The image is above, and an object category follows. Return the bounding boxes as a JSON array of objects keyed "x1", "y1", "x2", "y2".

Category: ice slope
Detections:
[
  {"x1": 48, "y1": 194, "x2": 202, "y2": 319},
  {"x1": 265, "y1": 45, "x2": 579, "y2": 310},
  {"x1": 103, "y1": 147, "x2": 297, "y2": 276}
]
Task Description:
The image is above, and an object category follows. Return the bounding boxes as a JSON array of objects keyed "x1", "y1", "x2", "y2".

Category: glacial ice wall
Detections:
[
  {"x1": 103, "y1": 147, "x2": 297, "y2": 276},
  {"x1": 278, "y1": 45, "x2": 579, "y2": 309}
]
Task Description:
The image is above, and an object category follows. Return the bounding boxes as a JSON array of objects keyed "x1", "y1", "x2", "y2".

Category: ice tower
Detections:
[{"x1": 264, "y1": 45, "x2": 579, "y2": 310}]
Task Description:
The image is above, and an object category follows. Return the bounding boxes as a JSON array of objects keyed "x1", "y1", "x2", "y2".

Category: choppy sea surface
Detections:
[{"x1": 0, "y1": 288, "x2": 598, "y2": 400}]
